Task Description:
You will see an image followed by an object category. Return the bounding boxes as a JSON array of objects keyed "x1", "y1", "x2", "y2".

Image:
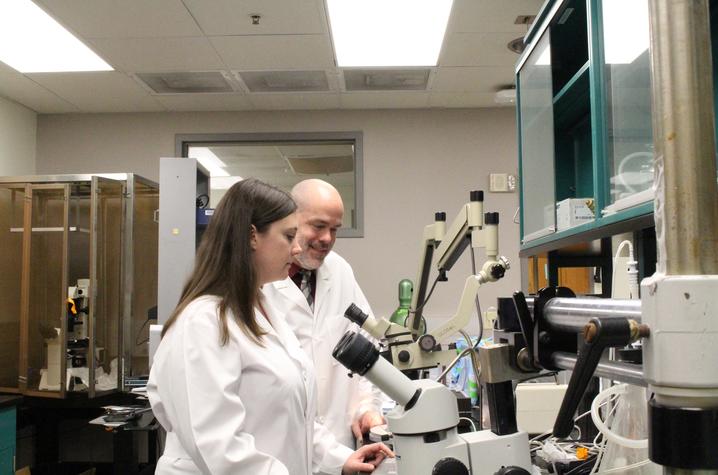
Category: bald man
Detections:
[{"x1": 262, "y1": 179, "x2": 384, "y2": 474}]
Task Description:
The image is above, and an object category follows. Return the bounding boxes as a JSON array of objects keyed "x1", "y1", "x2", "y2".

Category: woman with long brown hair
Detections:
[{"x1": 148, "y1": 178, "x2": 392, "y2": 475}]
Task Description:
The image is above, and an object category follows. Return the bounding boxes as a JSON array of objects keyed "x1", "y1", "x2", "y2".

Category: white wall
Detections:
[
  {"x1": 36, "y1": 108, "x2": 520, "y2": 333},
  {"x1": 0, "y1": 96, "x2": 36, "y2": 175}
]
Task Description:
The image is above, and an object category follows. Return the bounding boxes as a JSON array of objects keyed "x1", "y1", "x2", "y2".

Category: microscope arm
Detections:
[
  {"x1": 408, "y1": 215, "x2": 446, "y2": 334},
  {"x1": 434, "y1": 192, "x2": 484, "y2": 273}
]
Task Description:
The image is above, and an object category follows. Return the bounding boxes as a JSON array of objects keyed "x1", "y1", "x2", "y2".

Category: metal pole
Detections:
[
  {"x1": 525, "y1": 297, "x2": 642, "y2": 332},
  {"x1": 648, "y1": 0, "x2": 718, "y2": 276},
  {"x1": 551, "y1": 352, "x2": 646, "y2": 388}
]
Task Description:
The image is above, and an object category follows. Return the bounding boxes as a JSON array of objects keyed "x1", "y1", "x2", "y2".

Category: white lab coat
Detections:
[
  {"x1": 147, "y1": 295, "x2": 352, "y2": 475},
  {"x1": 263, "y1": 252, "x2": 384, "y2": 456}
]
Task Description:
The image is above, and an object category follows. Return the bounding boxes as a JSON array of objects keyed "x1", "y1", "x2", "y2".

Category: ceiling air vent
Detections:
[
  {"x1": 344, "y1": 69, "x2": 431, "y2": 91},
  {"x1": 238, "y1": 70, "x2": 330, "y2": 92},
  {"x1": 135, "y1": 71, "x2": 236, "y2": 94}
]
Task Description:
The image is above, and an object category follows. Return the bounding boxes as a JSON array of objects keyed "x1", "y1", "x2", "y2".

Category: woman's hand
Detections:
[{"x1": 342, "y1": 442, "x2": 394, "y2": 474}]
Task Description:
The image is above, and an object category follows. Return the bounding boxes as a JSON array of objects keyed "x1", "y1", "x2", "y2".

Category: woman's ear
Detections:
[{"x1": 250, "y1": 224, "x2": 258, "y2": 250}]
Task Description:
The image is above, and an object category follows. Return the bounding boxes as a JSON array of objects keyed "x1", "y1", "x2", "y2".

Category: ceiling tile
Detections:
[
  {"x1": 89, "y1": 37, "x2": 225, "y2": 72},
  {"x1": 429, "y1": 92, "x2": 505, "y2": 108},
  {"x1": 431, "y1": 67, "x2": 515, "y2": 93},
  {"x1": 36, "y1": 0, "x2": 203, "y2": 38},
  {"x1": 339, "y1": 92, "x2": 430, "y2": 109},
  {"x1": 0, "y1": 63, "x2": 79, "y2": 113},
  {"x1": 156, "y1": 94, "x2": 254, "y2": 112},
  {"x1": 441, "y1": 32, "x2": 525, "y2": 67},
  {"x1": 28, "y1": 72, "x2": 166, "y2": 112},
  {"x1": 183, "y1": 0, "x2": 325, "y2": 36},
  {"x1": 448, "y1": 0, "x2": 545, "y2": 34},
  {"x1": 248, "y1": 93, "x2": 340, "y2": 111},
  {"x1": 211, "y1": 35, "x2": 334, "y2": 70}
]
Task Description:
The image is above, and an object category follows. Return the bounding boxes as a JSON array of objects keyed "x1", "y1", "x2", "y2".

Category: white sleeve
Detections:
[
  {"x1": 312, "y1": 420, "x2": 354, "y2": 474},
  {"x1": 158, "y1": 308, "x2": 289, "y2": 475}
]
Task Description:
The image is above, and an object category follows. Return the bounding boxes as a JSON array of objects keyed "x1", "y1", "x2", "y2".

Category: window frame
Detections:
[{"x1": 175, "y1": 131, "x2": 364, "y2": 238}]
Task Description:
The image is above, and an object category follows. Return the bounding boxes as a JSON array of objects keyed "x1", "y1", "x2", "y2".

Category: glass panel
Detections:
[
  {"x1": 90, "y1": 178, "x2": 124, "y2": 396},
  {"x1": 519, "y1": 32, "x2": 557, "y2": 241},
  {"x1": 187, "y1": 142, "x2": 357, "y2": 229},
  {"x1": 65, "y1": 185, "x2": 91, "y2": 395},
  {"x1": 602, "y1": 0, "x2": 653, "y2": 208},
  {"x1": 128, "y1": 179, "x2": 158, "y2": 382},
  {"x1": 27, "y1": 187, "x2": 67, "y2": 395},
  {"x1": 0, "y1": 186, "x2": 25, "y2": 390}
]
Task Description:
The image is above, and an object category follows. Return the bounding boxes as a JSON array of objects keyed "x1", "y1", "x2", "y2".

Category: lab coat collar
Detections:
[
  {"x1": 268, "y1": 260, "x2": 333, "y2": 315},
  {"x1": 269, "y1": 277, "x2": 313, "y2": 313},
  {"x1": 313, "y1": 263, "x2": 332, "y2": 315},
  {"x1": 256, "y1": 297, "x2": 309, "y2": 368}
]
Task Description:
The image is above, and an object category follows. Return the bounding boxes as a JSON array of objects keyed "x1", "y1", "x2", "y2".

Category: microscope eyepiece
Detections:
[
  {"x1": 344, "y1": 303, "x2": 370, "y2": 326},
  {"x1": 332, "y1": 331, "x2": 380, "y2": 376}
]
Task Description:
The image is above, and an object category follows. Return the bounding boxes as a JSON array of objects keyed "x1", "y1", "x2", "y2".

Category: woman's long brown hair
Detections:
[{"x1": 161, "y1": 178, "x2": 296, "y2": 345}]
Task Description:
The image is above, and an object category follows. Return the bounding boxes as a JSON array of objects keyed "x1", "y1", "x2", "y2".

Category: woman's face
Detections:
[{"x1": 252, "y1": 213, "x2": 301, "y2": 285}]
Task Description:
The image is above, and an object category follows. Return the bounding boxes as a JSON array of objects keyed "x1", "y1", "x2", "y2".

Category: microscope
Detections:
[
  {"x1": 334, "y1": 191, "x2": 537, "y2": 474},
  {"x1": 334, "y1": 331, "x2": 532, "y2": 475},
  {"x1": 346, "y1": 191, "x2": 510, "y2": 374}
]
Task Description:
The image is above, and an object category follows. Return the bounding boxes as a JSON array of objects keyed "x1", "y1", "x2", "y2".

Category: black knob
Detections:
[
  {"x1": 485, "y1": 212, "x2": 499, "y2": 225},
  {"x1": 490, "y1": 264, "x2": 506, "y2": 280},
  {"x1": 433, "y1": 457, "x2": 469, "y2": 475},
  {"x1": 435, "y1": 212, "x2": 447, "y2": 222},
  {"x1": 418, "y1": 334, "x2": 437, "y2": 351},
  {"x1": 398, "y1": 350, "x2": 411, "y2": 363},
  {"x1": 495, "y1": 466, "x2": 531, "y2": 475},
  {"x1": 470, "y1": 190, "x2": 484, "y2": 202}
]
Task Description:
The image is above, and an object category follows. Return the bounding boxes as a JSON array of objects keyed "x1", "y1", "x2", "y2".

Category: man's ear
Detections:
[{"x1": 250, "y1": 224, "x2": 258, "y2": 250}]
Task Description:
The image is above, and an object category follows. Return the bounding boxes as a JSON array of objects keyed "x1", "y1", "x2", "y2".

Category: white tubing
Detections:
[{"x1": 591, "y1": 384, "x2": 648, "y2": 449}]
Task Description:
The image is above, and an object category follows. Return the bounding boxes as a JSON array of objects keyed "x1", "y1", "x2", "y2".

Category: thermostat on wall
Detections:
[{"x1": 489, "y1": 173, "x2": 516, "y2": 192}]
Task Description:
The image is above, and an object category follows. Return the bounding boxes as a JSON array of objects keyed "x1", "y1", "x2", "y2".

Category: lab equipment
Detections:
[
  {"x1": 334, "y1": 331, "x2": 532, "y2": 475},
  {"x1": 343, "y1": 191, "x2": 509, "y2": 373},
  {"x1": 0, "y1": 174, "x2": 158, "y2": 398},
  {"x1": 388, "y1": 279, "x2": 413, "y2": 326}
]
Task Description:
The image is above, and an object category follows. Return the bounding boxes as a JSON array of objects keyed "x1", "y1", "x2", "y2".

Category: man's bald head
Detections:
[
  {"x1": 290, "y1": 179, "x2": 344, "y2": 269},
  {"x1": 291, "y1": 179, "x2": 344, "y2": 213}
]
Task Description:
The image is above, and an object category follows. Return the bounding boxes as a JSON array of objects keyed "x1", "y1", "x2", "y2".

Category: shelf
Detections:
[
  {"x1": 553, "y1": 61, "x2": 590, "y2": 128},
  {"x1": 519, "y1": 202, "x2": 654, "y2": 256}
]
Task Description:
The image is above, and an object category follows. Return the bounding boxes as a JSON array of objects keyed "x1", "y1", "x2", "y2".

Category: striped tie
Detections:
[{"x1": 299, "y1": 269, "x2": 314, "y2": 310}]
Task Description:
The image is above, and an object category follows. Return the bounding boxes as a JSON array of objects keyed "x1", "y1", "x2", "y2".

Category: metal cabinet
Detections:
[
  {"x1": 0, "y1": 174, "x2": 158, "y2": 398},
  {"x1": 516, "y1": 0, "x2": 655, "y2": 251}
]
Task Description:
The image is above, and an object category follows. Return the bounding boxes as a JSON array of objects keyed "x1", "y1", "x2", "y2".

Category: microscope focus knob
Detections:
[
  {"x1": 432, "y1": 457, "x2": 469, "y2": 475},
  {"x1": 418, "y1": 334, "x2": 437, "y2": 351},
  {"x1": 495, "y1": 466, "x2": 531, "y2": 475},
  {"x1": 490, "y1": 263, "x2": 506, "y2": 280},
  {"x1": 398, "y1": 350, "x2": 411, "y2": 363}
]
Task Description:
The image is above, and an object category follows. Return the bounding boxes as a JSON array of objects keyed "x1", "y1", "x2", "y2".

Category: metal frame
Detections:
[
  {"x1": 516, "y1": 0, "x2": 657, "y2": 255},
  {"x1": 174, "y1": 131, "x2": 365, "y2": 238},
  {"x1": 0, "y1": 174, "x2": 159, "y2": 398}
]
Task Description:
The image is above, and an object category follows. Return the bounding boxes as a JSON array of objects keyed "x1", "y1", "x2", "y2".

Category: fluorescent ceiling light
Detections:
[
  {"x1": 0, "y1": 0, "x2": 112, "y2": 73},
  {"x1": 188, "y1": 147, "x2": 230, "y2": 177},
  {"x1": 602, "y1": 0, "x2": 649, "y2": 64},
  {"x1": 327, "y1": 0, "x2": 454, "y2": 67}
]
